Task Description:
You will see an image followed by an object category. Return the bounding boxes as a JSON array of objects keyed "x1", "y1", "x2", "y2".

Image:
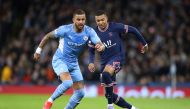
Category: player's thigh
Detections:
[
  {"x1": 70, "y1": 65, "x2": 84, "y2": 90},
  {"x1": 52, "y1": 56, "x2": 71, "y2": 80},
  {"x1": 70, "y1": 64, "x2": 84, "y2": 82},
  {"x1": 104, "y1": 57, "x2": 122, "y2": 75},
  {"x1": 59, "y1": 73, "x2": 72, "y2": 81},
  {"x1": 104, "y1": 65, "x2": 115, "y2": 75}
]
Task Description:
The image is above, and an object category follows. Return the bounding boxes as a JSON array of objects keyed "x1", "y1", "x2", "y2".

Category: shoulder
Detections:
[
  {"x1": 84, "y1": 25, "x2": 96, "y2": 33},
  {"x1": 110, "y1": 22, "x2": 124, "y2": 27},
  {"x1": 84, "y1": 25, "x2": 93, "y2": 30},
  {"x1": 57, "y1": 24, "x2": 72, "y2": 31},
  {"x1": 109, "y1": 22, "x2": 126, "y2": 32}
]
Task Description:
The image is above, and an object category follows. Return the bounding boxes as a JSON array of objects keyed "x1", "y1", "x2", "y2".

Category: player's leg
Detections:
[
  {"x1": 102, "y1": 65, "x2": 115, "y2": 109},
  {"x1": 43, "y1": 56, "x2": 73, "y2": 109},
  {"x1": 65, "y1": 81, "x2": 85, "y2": 109},
  {"x1": 113, "y1": 93, "x2": 138, "y2": 109},
  {"x1": 110, "y1": 63, "x2": 137, "y2": 109},
  {"x1": 44, "y1": 73, "x2": 73, "y2": 109},
  {"x1": 64, "y1": 63, "x2": 85, "y2": 109},
  {"x1": 113, "y1": 93, "x2": 139, "y2": 109},
  {"x1": 49, "y1": 73, "x2": 73, "y2": 102}
]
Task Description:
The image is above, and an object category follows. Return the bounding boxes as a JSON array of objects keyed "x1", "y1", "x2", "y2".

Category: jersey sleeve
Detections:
[
  {"x1": 114, "y1": 23, "x2": 128, "y2": 33},
  {"x1": 53, "y1": 25, "x2": 67, "y2": 38},
  {"x1": 88, "y1": 28, "x2": 101, "y2": 44},
  {"x1": 128, "y1": 25, "x2": 147, "y2": 45},
  {"x1": 88, "y1": 41, "x2": 95, "y2": 63}
]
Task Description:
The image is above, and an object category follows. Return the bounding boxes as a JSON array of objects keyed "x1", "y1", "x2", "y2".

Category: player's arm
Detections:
[
  {"x1": 34, "y1": 25, "x2": 65, "y2": 61},
  {"x1": 95, "y1": 42, "x2": 105, "y2": 52},
  {"x1": 89, "y1": 28, "x2": 105, "y2": 52},
  {"x1": 127, "y1": 25, "x2": 148, "y2": 53},
  {"x1": 88, "y1": 41, "x2": 96, "y2": 72},
  {"x1": 33, "y1": 31, "x2": 55, "y2": 61}
]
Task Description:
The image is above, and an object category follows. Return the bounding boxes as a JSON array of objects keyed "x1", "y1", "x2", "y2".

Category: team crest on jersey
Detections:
[
  {"x1": 83, "y1": 36, "x2": 88, "y2": 41},
  {"x1": 109, "y1": 32, "x2": 113, "y2": 37}
]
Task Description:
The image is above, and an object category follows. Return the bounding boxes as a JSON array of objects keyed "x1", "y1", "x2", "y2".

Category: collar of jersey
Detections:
[{"x1": 98, "y1": 23, "x2": 109, "y2": 32}]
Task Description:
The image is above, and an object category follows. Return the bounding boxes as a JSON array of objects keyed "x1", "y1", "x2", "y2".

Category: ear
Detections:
[{"x1": 72, "y1": 17, "x2": 75, "y2": 23}]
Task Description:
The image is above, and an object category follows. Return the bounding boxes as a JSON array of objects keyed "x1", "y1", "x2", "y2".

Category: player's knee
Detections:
[
  {"x1": 102, "y1": 72, "x2": 112, "y2": 84},
  {"x1": 75, "y1": 88, "x2": 85, "y2": 99},
  {"x1": 63, "y1": 80, "x2": 73, "y2": 89}
]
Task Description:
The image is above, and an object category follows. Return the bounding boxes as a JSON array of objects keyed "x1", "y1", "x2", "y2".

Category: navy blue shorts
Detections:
[{"x1": 100, "y1": 56, "x2": 123, "y2": 86}]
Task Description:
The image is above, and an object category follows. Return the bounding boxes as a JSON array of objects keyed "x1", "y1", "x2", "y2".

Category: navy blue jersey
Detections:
[
  {"x1": 89, "y1": 22, "x2": 127, "y2": 64},
  {"x1": 88, "y1": 22, "x2": 147, "y2": 65}
]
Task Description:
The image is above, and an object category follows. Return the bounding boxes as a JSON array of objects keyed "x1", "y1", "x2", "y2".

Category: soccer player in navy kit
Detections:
[
  {"x1": 34, "y1": 9, "x2": 105, "y2": 109},
  {"x1": 88, "y1": 10, "x2": 148, "y2": 109}
]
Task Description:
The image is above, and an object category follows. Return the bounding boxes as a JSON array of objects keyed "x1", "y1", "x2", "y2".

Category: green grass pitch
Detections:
[{"x1": 0, "y1": 94, "x2": 190, "y2": 109}]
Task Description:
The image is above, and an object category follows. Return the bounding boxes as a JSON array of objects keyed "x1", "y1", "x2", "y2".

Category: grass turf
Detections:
[{"x1": 0, "y1": 94, "x2": 190, "y2": 109}]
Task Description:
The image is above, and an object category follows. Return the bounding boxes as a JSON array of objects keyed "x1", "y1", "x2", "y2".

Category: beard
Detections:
[{"x1": 75, "y1": 24, "x2": 84, "y2": 32}]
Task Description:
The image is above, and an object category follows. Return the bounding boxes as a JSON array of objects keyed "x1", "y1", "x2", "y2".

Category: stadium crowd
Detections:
[{"x1": 0, "y1": 0, "x2": 190, "y2": 86}]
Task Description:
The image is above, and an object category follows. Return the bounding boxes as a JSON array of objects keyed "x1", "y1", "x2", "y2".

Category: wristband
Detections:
[
  {"x1": 144, "y1": 44, "x2": 148, "y2": 47},
  {"x1": 35, "y1": 47, "x2": 42, "y2": 54}
]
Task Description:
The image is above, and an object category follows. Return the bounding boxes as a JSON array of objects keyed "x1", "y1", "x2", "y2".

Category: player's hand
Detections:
[
  {"x1": 95, "y1": 43, "x2": 105, "y2": 52},
  {"x1": 33, "y1": 53, "x2": 40, "y2": 61},
  {"x1": 88, "y1": 63, "x2": 95, "y2": 72},
  {"x1": 141, "y1": 44, "x2": 148, "y2": 54}
]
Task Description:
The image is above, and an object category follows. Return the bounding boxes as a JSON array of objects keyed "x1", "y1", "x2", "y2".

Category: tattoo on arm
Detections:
[{"x1": 38, "y1": 31, "x2": 55, "y2": 48}]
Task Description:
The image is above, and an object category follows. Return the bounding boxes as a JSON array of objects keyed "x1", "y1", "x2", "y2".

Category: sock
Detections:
[
  {"x1": 47, "y1": 98, "x2": 53, "y2": 103},
  {"x1": 113, "y1": 93, "x2": 132, "y2": 109},
  {"x1": 50, "y1": 80, "x2": 73, "y2": 101},
  {"x1": 65, "y1": 88, "x2": 85, "y2": 109},
  {"x1": 102, "y1": 72, "x2": 113, "y2": 104},
  {"x1": 105, "y1": 86, "x2": 113, "y2": 104}
]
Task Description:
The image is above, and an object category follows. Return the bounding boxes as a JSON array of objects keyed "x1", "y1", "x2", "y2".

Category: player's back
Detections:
[
  {"x1": 95, "y1": 22, "x2": 126, "y2": 64},
  {"x1": 54, "y1": 24, "x2": 93, "y2": 62}
]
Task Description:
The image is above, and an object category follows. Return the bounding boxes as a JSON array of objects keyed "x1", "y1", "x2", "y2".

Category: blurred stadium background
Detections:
[{"x1": 0, "y1": 0, "x2": 190, "y2": 109}]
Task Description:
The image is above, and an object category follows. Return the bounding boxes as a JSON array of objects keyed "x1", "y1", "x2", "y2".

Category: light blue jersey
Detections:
[
  {"x1": 54, "y1": 24, "x2": 100, "y2": 61},
  {"x1": 52, "y1": 24, "x2": 101, "y2": 82}
]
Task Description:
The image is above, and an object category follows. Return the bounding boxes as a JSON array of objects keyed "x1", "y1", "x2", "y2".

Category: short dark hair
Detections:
[
  {"x1": 95, "y1": 10, "x2": 107, "y2": 16},
  {"x1": 73, "y1": 9, "x2": 86, "y2": 17}
]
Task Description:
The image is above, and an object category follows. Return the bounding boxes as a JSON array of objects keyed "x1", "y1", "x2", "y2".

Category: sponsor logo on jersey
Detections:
[
  {"x1": 68, "y1": 42, "x2": 84, "y2": 47},
  {"x1": 103, "y1": 40, "x2": 116, "y2": 48}
]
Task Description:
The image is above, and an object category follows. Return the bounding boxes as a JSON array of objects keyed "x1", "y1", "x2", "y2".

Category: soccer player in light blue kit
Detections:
[{"x1": 34, "y1": 9, "x2": 105, "y2": 109}]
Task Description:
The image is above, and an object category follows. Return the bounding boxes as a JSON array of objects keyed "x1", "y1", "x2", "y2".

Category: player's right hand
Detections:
[
  {"x1": 141, "y1": 44, "x2": 148, "y2": 54},
  {"x1": 95, "y1": 43, "x2": 105, "y2": 52},
  {"x1": 33, "y1": 53, "x2": 40, "y2": 61},
  {"x1": 88, "y1": 63, "x2": 95, "y2": 72}
]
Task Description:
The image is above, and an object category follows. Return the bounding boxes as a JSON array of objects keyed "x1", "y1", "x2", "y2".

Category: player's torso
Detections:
[
  {"x1": 57, "y1": 25, "x2": 90, "y2": 61},
  {"x1": 95, "y1": 24, "x2": 123, "y2": 62},
  {"x1": 64, "y1": 31, "x2": 89, "y2": 49}
]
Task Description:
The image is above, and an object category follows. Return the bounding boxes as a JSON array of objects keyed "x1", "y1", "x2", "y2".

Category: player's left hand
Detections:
[
  {"x1": 141, "y1": 44, "x2": 148, "y2": 54},
  {"x1": 88, "y1": 63, "x2": 95, "y2": 72},
  {"x1": 95, "y1": 43, "x2": 105, "y2": 52}
]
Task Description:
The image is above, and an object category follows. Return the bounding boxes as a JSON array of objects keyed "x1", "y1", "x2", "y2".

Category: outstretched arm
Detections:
[
  {"x1": 88, "y1": 42, "x2": 96, "y2": 72},
  {"x1": 33, "y1": 31, "x2": 55, "y2": 61},
  {"x1": 128, "y1": 26, "x2": 148, "y2": 53},
  {"x1": 88, "y1": 41, "x2": 96, "y2": 64}
]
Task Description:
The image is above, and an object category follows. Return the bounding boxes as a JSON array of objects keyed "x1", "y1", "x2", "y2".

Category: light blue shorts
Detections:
[{"x1": 52, "y1": 55, "x2": 83, "y2": 82}]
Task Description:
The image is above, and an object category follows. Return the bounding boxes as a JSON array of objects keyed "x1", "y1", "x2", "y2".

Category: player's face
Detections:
[
  {"x1": 73, "y1": 14, "x2": 86, "y2": 31},
  {"x1": 95, "y1": 14, "x2": 108, "y2": 30}
]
